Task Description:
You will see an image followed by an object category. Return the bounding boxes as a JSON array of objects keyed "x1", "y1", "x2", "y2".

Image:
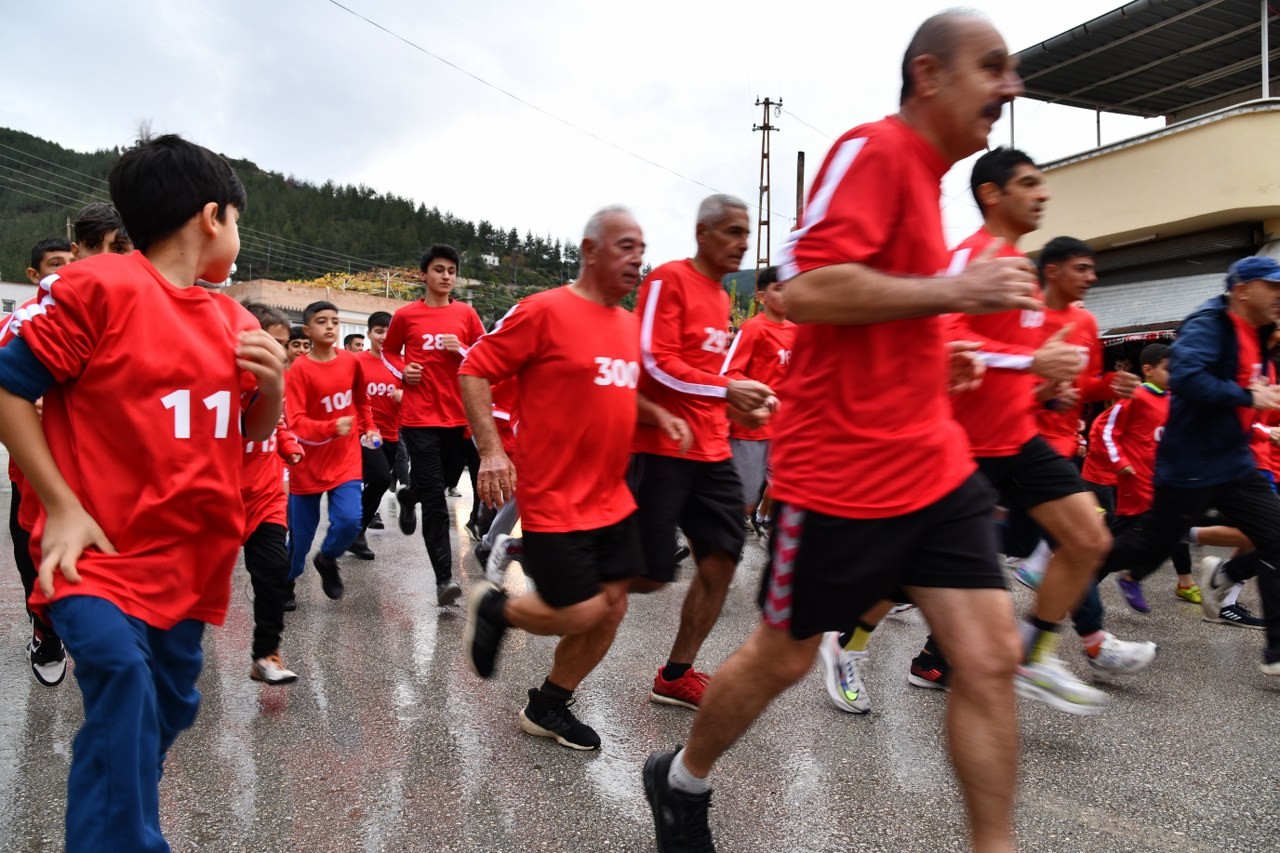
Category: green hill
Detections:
[{"x1": 0, "y1": 127, "x2": 581, "y2": 321}]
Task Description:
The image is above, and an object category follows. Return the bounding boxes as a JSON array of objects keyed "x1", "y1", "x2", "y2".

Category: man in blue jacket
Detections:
[{"x1": 1099, "y1": 256, "x2": 1280, "y2": 675}]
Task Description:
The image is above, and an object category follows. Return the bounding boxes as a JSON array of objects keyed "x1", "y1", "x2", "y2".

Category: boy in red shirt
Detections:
[
  {"x1": 722, "y1": 265, "x2": 794, "y2": 530},
  {"x1": 0, "y1": 134, "x2": 285, "y2": 851},
  {"x1": 285, "y1": 301, "x2": 378, "y2": 601},
  {"x1": 240, "y1": 302, "x2": 304, "y2": 684},
  {"x1": 383, "y1": 245, "x2": 486, "y2": 605},
  {"x1": 354, "y1": 310, "x2": 404, "y2": 541}
]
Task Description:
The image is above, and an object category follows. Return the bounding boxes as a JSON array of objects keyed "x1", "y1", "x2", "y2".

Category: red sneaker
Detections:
[{"x1": 650, "y1": 667, "x2": 711, "y2": 709}]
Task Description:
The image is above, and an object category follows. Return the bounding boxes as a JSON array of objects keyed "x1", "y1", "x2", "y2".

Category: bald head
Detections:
[{"x1": 900, "y1": 8, "x2": 989, "y2": 104}]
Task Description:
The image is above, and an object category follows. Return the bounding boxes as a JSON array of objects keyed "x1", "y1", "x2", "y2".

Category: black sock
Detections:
[
  {"x1": 662, "y1": 661, "x2": 691, "y2": 681},
  {"x1": 479, "y1": 590, "x2": 509, "y2": 628},
  {"x1": 538, "y1": 678, "x2": 573, "y2": 705},
  {"x1": 1030, "y1": 616, "x2": 1060, "y2": 634}
]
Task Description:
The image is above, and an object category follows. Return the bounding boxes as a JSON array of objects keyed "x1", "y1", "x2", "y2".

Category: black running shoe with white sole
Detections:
[
  {"x1": 396, "y1": 487, "x2": 417, "y2": 536},
  {"x1": 464, "y1": 582, "x2": 507, "y2": 677},
  {"x1": 519, "y1": 690, "x2": 600, "y2": 750},
  {"x1": 314, "y1": 553, "x2": 344, "y2": 600}
]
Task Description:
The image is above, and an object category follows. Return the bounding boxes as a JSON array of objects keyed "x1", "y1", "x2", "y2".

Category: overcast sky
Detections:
[{"x1": 4, "y1": 0, "x2": 1161, "y2": 275}]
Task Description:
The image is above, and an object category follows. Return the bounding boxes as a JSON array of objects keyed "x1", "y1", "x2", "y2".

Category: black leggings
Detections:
[{"x1": 243, "y1": 522, "x2": 289, "y2": 660}]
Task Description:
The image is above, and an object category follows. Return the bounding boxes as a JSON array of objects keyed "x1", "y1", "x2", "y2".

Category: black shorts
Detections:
[
  {"x1": 521, "y1": 514, "x2": 644, "y2": 608},
  {"x1": 757, "y1": 473, "x2": 1005, "y2": 639},
  {"x1": 628, "y1": 453, "x2": 746, "y2": 583},
  {"x1": 977, "y1": 436, "x2": 1086, "y2": 513}
]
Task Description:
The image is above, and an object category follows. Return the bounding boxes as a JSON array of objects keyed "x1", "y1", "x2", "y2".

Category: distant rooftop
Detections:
[{"x1": 1016, "y1": 0, "x2": 1279, "y2": 119}]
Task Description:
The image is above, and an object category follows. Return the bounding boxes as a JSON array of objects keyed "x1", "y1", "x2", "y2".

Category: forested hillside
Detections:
[{"x1": 0, "y1": 127, "x2": 588, "y2": 320}]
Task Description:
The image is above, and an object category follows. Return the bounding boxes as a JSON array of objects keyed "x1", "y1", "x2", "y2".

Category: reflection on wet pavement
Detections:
[{"x1": 0, "y1": 473, "x2": 1277, "y2": 851}]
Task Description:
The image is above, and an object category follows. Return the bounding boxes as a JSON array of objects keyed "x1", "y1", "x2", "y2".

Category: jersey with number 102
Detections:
[
  {"x1": 13, "y1": 252, "x2": 260, "y2": 629},
  {"x1": 382, "y1": 299, "x2": 485, "y2": 428},
  {"x1": 460, "y1": 286, "x2": 640, "y2": 533}
]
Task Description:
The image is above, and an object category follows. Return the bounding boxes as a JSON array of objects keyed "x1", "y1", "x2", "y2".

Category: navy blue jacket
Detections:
[{"x1": 1156, "y1": 294, "x2": 1274, "y2": 488}]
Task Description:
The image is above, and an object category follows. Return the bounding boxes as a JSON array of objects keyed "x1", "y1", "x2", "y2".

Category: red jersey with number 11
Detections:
[{"x1": 14, "y1": 252, "x2": 260, "y2": 629}]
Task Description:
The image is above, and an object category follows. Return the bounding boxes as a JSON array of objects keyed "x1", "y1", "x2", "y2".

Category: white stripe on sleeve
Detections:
[{"x1": 640, "y1": 280, "x2": 728, "y2": 399}]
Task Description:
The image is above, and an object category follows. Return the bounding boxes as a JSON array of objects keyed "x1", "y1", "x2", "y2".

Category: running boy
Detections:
[
  {"x1": 286, "y1": 300, "x2": 378, "y2": 601},
  {"x1": 0, "y1": 133, "x2": 284, "y2": 851}
]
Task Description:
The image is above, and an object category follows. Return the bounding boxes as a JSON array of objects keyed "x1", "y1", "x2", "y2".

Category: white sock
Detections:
[
  {"x1": 1222, "y1": 583, "x2": 1243, "y2": 608},
  {"x1": 1023, "y1": 540, "x2": 1051, "y2": 575},
  {"x1": 1188, "y1": 527, "x2": 1202, "y2": 545},
  {"x1": 667, "y1": 748, "x2": 710, "y2": 795}
]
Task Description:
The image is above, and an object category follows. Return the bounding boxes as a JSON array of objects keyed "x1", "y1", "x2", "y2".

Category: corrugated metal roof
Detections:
[
  {"x1": 1015, "y1": 0, "x2": 1278, "y2": 118},
  {"x1": 1085, "y1": 271, "x2": 1221, "y2": 330}
]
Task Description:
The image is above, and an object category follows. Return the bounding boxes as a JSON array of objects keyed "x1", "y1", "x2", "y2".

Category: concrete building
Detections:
[
  {"x1": 1013, "y1": 0, "x2": 1280, "y2": 359},
  {"x1": 222, "y1": 279, "x2": 412, "y2": 342},
  {"x1": 0, "y1": 281, "x2": 37, "y2": 317}
]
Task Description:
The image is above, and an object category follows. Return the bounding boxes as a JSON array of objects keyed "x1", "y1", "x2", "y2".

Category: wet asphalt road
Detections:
[{"x1": 0, "y1": 466, "x2": 1278, "y2": 852}]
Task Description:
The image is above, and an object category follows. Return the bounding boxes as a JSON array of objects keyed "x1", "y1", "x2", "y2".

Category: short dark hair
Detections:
[
  {"x1": 420, "y1": 244, "x2": 461, "y2": 272},
  {"x1": 108, "y1": 134, "x2": 247, "y2": 253},
  {"x1": 970, "y1": 147, "x2": 1036, "y2": 212},
  {"x1": 288, "y1": 325, "x2": 308, "y2": 342},
  {"x1": 29, "y1": 236, "x2": 71, "y2": 270},
  {"x1": 303, "y1": 301, "x2": 339, "y2": 324},
  {"x1": 1139, "y1": 343, "x2": 1170, "y2": 368},
  {"x1": 73, "y1": 203, "x2": 125, "y2": 250},
  {"x1": 755, "y1": 266, "x2": 779, "y2": 291},
  {"x1": 900, "y1": 10, "x2": 978, "y2": 103},
  {"x1": 240, "y1": 300, "x2": 289, "y2": 331},
  {"x1": 1037, "y1": 236, "x2": 1094, "y2": 278},
  {"x1": 367, "y1": 311, "x2": 392, "y2": 330},
  {"x1": 343, "y1": 333, "x2": 365, "y2": 348}
]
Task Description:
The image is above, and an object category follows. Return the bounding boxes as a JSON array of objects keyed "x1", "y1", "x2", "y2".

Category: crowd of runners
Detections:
[{"x1": 2, "y1": 9, "x2": 1279, "y2": 853}]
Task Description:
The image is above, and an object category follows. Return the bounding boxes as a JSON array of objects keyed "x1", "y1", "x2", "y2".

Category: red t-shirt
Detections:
[
  {"x1": 1080, "y1": 409, "x2": 1117, "y2": 488},
  {"x1": 14, "y1": 252, "x2": 260, "y2": 629},
  {"x1": 769, "y1": 115, "x2": 975, "y2": 518},
  {"x1": 383, "y1": 299, "x2": 485, "y2": 428},
  {"x1": 1231, "y1": 310, "x2": 1273, "y2": 438},
  {"x1": 1101, "y1": 384, "x2": 1169, "y2": 516},
  {"x1": 285, "y1": 351, "x2": 373, "y2": 495},
  {"x1": 3, "y1": 289, "x2": 52, "y2": 533},
  {"x1": 358, "y1": 350, "x2": 403, "y2": 442},
  {"x1": 1036, "y1": 305, "x2": 1111, "y2": 458},
  {"x1": 945, "y1": 228, "x2": 1044, "y2": 457},
  {"x1": 633, "y1": 259, "x2": 733, "y2": 462},
  {"x1": 242, "y1": 419, "x2": 302, "y2": 531},
  {"x1": 722, "y1": 311, "x2": 795, "y2": 440},
  {"x1": 460, "y1": 286, "x2": 639, "y2": 533},
  {"x1": 490, "y1": 377, "x2": 519, "y2": 460}
]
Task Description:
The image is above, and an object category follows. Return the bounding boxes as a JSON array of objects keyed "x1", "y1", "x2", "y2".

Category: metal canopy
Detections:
[{"x1": 1015, "y1": 0, "x2": 1278, "y2": 118}]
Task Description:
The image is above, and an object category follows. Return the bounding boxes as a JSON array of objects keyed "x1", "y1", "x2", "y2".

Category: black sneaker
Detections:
[
  {"x1": 674, "y1": 545, "x2": 691, "y2": 564},
  {"x1": 369, "y1": 511, "x2": 385, "y2": 530},
  {"x1": 347, "y1": 533, "x2": 375, "y2": 561},
  {"x1": 28, "y1": 619, "x2": 67, "y2": 687},
  {"x1": 643, "y1": 749, "x2": 715, "y2": 853},
  {"x1": 437, "y1": 580, "x2": 462, "y2": 607},
  {"x1": 396, "y1": 487, "x2": 417, "y2": 536},
  {"x1": 519, "y1": 691, "x2": 601, "y2": 750},
  {"x1": 464, "y1": 582, "x2": 507, "y2": 677},
  {"x1": 465, "y1": 519, "x2": 483, "y2": 542},
  {"x1": 473, "y1": 541, "x2": 492, "y2": 573},
  {"x1": 282, "y1": 580, "x2": 297, "y2": 612},
  {"x1": 314, "y1": 553, "x2": 344, "y2": 600},
  {"x1": 1209, "y1": 603, "x2": 1265, "y2": 629}
]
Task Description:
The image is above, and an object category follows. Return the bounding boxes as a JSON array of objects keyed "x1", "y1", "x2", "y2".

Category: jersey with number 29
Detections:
[
  {"x1": 460, "y1": 286, "x2": 640, "y2": 533},
  {"x1": 14, "y1": 252, "x2": 260, "y2": 629}
]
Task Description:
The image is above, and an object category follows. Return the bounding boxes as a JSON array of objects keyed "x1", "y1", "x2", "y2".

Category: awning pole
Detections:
[{"x1": 1264, "y1": 0, "x2": 1271, "y2": 98}]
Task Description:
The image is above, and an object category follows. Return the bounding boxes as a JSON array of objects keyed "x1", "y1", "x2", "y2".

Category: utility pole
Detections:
[
  {"x1": 753, "y1": 97, "x2": 781, "y2": 283},
  {"x1": 796, "y1": 151, "x2": 805, "y2": 226}
]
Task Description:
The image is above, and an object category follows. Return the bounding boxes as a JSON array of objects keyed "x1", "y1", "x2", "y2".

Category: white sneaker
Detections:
[
  {"x1": 1086, "y1": 633, "x2": 1157, "y2": 675},
  {"x1": 485, "y1": 534, "x2": 523, "y2": 584},
  {"x1": 250, "y1": 654, "x2": 298, "y2": 685},
  {"x1": 818, "y1": 632, "x2": 871, "y2": 714},
  {"x1": 1197, "y1": 556, "x2": 1229, "y2": 620},
  {"x1": 1016, "y1": 655, "x2": 1109, "y2": 715}
]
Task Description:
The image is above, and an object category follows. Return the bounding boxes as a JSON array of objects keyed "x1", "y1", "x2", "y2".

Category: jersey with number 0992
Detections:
[
  {"x1": 357, "y1": 350, "x2": 403, "y2": 441},
  {"x1": 13, "y1": 252, "x2": 260, "y2": 629},
  {"x1": 460, "y1": 286, "x2": 640, "y2": 533}
]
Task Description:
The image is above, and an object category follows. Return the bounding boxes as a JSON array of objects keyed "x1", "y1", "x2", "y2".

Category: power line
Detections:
[
  {"x1": 323, "y1": 0, "x2": 729, "y2": 196},
  {"x1": 779, "y1": 108, "x2": 836, "y2": 142}
]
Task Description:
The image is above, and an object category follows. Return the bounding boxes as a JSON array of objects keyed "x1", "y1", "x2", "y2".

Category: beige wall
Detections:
[{"x1": 1024, "y1": 105, "x2": 1280, "y2": 253}]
